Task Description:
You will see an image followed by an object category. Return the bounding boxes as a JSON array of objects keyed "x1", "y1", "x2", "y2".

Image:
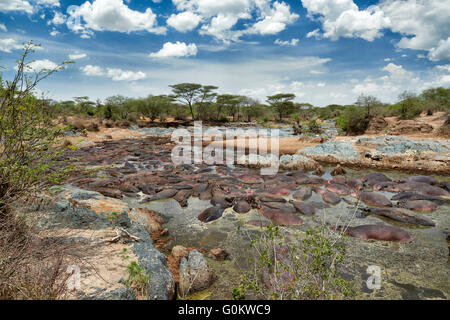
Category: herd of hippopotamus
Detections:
[{"x1": 66, "y1": 137, "x2": 450, "y2": 245}]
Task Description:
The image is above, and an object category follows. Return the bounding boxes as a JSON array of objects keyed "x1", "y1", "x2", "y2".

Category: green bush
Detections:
[
  {"x1": 336, "y1": 106, "x2": 370, "y2": 135},
  {"x1": 219, "y1": 115, "x2": 230, "y2": 123}
]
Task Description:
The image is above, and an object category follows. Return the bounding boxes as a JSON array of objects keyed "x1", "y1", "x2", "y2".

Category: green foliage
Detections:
[
  {"x1": 336, "y1": 105, "x2": 370, "y2": 135},
  {"x1": 234, "y1": 224, "x2": 357, "y2": 300},
  {"x1": 302, "y1": 119, "x2": 323, "y2": 135},
  {"x1": 0, "y1": 41, "x2": 71, "y2": 211},
  {"x1": 124, "y1": 261, "x2": 150, "y2": 297},
  {"x1": 267, "y1": 93, "x2": 296, "y2": 121},
  {"x1": 219, "y1": 115, "x2": 230, "y2": 123}
]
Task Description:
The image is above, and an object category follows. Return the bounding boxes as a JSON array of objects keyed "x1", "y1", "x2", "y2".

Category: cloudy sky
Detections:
[{"x1": 0, "y1": 0, "x2": 449, "y2": 106}]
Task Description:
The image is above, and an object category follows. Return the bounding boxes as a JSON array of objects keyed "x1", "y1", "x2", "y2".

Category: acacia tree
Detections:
[
  {"x1": 267, "y1": 93, "x2": 296, "y2": 122},
  {"x1": 138, "y1": 95, "x2": 172, "y2": 122},
  {"x1": 169, "y1": 83, "x2": 203, "y2": 120},
  {"x1": 216, "y1": 94, "x2": 244, "y2": 122},
  {"x1": 196, "y1": 85, "x2": 218, "y2": 120},
  {"x1": 355, "y1": 94, "x2": 381, "y2": 118}
]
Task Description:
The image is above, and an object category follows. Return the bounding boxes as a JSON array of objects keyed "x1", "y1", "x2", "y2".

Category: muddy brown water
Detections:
[{"x1": 122, "y1": 167, "x2": 449, "y2": 300}]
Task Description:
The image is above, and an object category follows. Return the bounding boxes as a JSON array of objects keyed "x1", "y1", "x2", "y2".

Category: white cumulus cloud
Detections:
[
  {"x1": 274, "y1": 38, "x2": 299, "y2": 46},
  {"x1": 67, "y1": 0, "x2": 165, "y2": 37},
  {"x1": 167, "y1": 11, "x2": 202, "y2": 32},
  {"x1": 0, "y1": 38, "x2": 22, "y2": 52},
  {"x1": 81, "y1": 65, "x2": 146, "y2": 81},
  {"x1": 149, "y1": 41, "x2": 198, "y2": 58}
]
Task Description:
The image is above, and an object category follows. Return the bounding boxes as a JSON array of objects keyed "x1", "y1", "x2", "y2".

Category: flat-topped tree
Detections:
[
  {"x1": 267, "y1": 93, "x2": 296, "y2": 122},
  {"x1": 169, "y1": 83, "x2": 203, "y2": 120}
]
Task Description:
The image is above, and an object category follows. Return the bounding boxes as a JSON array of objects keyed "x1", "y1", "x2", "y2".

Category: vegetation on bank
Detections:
[{"x1": 46, "y1": 81, "x2": 449, "y2": 136}]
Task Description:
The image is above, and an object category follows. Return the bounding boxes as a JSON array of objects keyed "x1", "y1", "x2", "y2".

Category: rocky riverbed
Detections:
[{"x1": 28, "y1": 128, "x2": 450, "y2": 300}]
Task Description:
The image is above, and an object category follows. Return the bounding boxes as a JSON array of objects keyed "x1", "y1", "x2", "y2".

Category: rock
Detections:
[
  {"x1": 179, "y1": 250, "x2": 216, "y2": 296},
  {"x1": 172, "y1": 245, "x2": 189, "y2": 262},
  {"x1": 279, "y1": 154, "x2": 318, "y2": 170},
  {"x1": 365, "y1": 116, "x2": 388, "y2": 134},
  {"x1": 299, "y1": 141, "x2": 361, "y2": 162},
  {"x1": 208, "y1": 248, "x2": 230, "y2": 261},
  {"x1": 388, "y1": 120, "x2": 433, "y2": 135},
  {"x1": 128, "y1": 208, "x2": 165, "y2": 234},
  {"x1": 331, "y1": 165, "x2": 346, "y2": 176},
  {"x1": 233, "y1": 200, "x2": 251, "y2": 214}
]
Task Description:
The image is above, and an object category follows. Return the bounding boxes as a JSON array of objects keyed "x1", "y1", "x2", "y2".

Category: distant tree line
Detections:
[{"x1": 46, "y1": 83, "x2": 449, "y2": 135}]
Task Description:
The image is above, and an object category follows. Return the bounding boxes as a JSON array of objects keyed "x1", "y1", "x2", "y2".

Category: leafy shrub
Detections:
[
  {"x1": 219, "y1": 115, "x2": 230, "y2": 123},
  {"x1": 124, "y1": 261, "x2": 150, "y2": 298},
  {"x1": 233, "y1": 224, "x2": 357, "y2": 300},
  {"x1": 336, "y1": 106, "x2": 370, "y2": 135}
]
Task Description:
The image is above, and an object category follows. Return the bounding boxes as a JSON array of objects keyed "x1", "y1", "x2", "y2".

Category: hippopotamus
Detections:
[
  {"x1": 211, "y1": 194, "x2": 233, "y2": 208},
  {"x1": 364, "y1": 207, "x2": 436, "y2": 226},
  {"x1": 192, "y1": 183, "x2": 209, "y2": 197},
  {"x1": 292, "y1": 187, "x2": 312, "y2": 201},
  {"x1": 296, "y1": 176, "x2": 326, "y2": 185},
  {"x1": 402, "y1": 176, "x2": 438, "y2": 185},
  {"x1": 238, "y1": 174, "x2": 264, "y2": 184},
  {"x1": 174, "y1": 189, "x2": 192, "y2": 207},
  {"x1": 309, "y1": 201, "x2": 331, "y2": 209},
  {"x1": 358, "y1": 191, "x2": 392, "y2": 207},
  {"x1": 233, "y1": 199, "x2": 251, "y2": 214},
  {"x1": 256, "y1": 193, "x2": 287, "y2": 203},
  {"x1": 265, "y1": 188, "x2": 291, "y2": 196},
  {"x1": 325, "y1": 183, "x2": 355, "y2": 196},
  {"x1": 261, "y1": 202, "x2": 296, "y2": 213},
  {"x1": 330, "y1": 175, "x2": 346, "y2": 185},
  {"x1": 194, "y1": 167, "x2": 214, "y2": 174},
  {"x1": 362, "y1": 172, "x2": 392, "y2": 187},
  {"x1": 314, "y1": 187, "x2": 341, "y2": 205},
  {"x1": 259, "y1": 205, "x2": 305, "y2": 226},
  {"x1": 198, "y1": 206, "x2": 225, "y2": 223},
  {"x1": 335, "y1": 225, "x2": 413, "y2": 243},
  {"x1": 347, "y1": 178, "x2": 363, "y2": 191},
  {"x1": 142, "y1": 188, "x2": 178, "y2": 202},
  {"x1": 391, "y1": 192, "x2": 446, "y2": 205},
  {"x1": 440, "y1": 182, "x2": 450, "y2": 192},
  {"x1": 401, "y1": 200, "x2": 438, "y2": 212},
  {"x1": 372, "y1": 181, "x2": 399, "y2": 192},
  {"x1": 413, "y1": 185, "x2": 449, "y2": 197},
  {"x1": 289, "y1": 200, "x2": 316, "y2": 216}
]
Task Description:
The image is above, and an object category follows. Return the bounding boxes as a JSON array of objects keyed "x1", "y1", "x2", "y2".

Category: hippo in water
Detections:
[
  {"x1": 335, "y1": 225, "x2": 413, "y2": 243},
  {"x1": 401, "y1": 176, "x2": 438, "y2": 185},
  {"x1": 358, "y1": 191, "x2": 392, "y2": 207},
  {"x1": 289, "y1": 200, "x2": 316, "y2": 216},
  {"x1": 347, "y1": 178, "x2": 363, "y2": 191},
  {"x1": 391, "y1": 191, "x2": 446, "y2": 204},
  {"x1": 198, "y1": 206, "x2": 225, "y2": 223},
  {"x1": 173, "y1": 189, "x2": 192, "y2": 207},
  {"x1": 259, "y1": 205, "x2": 305, "y2": 226},
  {"x1": 313, "y1": 187, "x2": 341, "y2": 205},
  {"x1": 325, "y1": 183, "x2": 355, "y2": 196},
  {"x1": 362, "y1": 172, "x2": 392, "y2": 187},
  {"x1": 401, "y1": 200, "x2": 439, "y2": 212},
  {"x1": 141, "y1": 188, "x2": 178, "y2": 202},
  {"x1": 292, "y1": 187, "x2": 312, "y2": 201},
  {"x1": 363, "y1": 207, "x2": 435, "y2": 226},
  {"x1": 330, "y1": 175, "x2": 346, "y2": 185}
]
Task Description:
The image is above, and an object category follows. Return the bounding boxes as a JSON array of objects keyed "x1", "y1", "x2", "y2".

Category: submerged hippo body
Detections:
[
  {"x1": 198, "y1": 206, "x2": 225, "y2": 223},
  {"x1": 359, "y1": 191, "x2": 392, "y2": 207},
  {"x1": 339, "y1": 225, "x2": 413, "y2": 243},
  {"x1": 402, "y1": 200, "x2": 438, "y2": 212},
  {"x1": 314, "y1": 187, "x2": 341, "y2": 205},
  {"x1": 326, "y1": 183, "x2": 353, "y2": 196},
  {"x1": 143, "y1": 188, "x2": 178, "y2": 202},
  {"x1": 289, "y1": 200, "x2": 316, "y2": 216},
  {"x1": 292, "y1": 187, "x2": 312, "y2": 201},
  {"x1": 365, "y1": 207, "x2": 436, "y2": 226},
  {"x1": 259, "y1": 206, "x2": 305, "y2": 226},
  {"x1": 174, "y1": 189, "x2": 192, "y2": 207},
  {"x1": 391, "y1": 192, "x2": 446, "y2": 205},
  {"x1": 362, "y1": 172, "x2": 392, "y2": 187},
  {"x1": 404, "y1": 176, "x2": 438, "y2": 185}
]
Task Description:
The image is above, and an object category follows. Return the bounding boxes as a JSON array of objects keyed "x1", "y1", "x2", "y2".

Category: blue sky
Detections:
[{"x1": 0, "y1": 0, "x2": 449, "y2": 106}]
